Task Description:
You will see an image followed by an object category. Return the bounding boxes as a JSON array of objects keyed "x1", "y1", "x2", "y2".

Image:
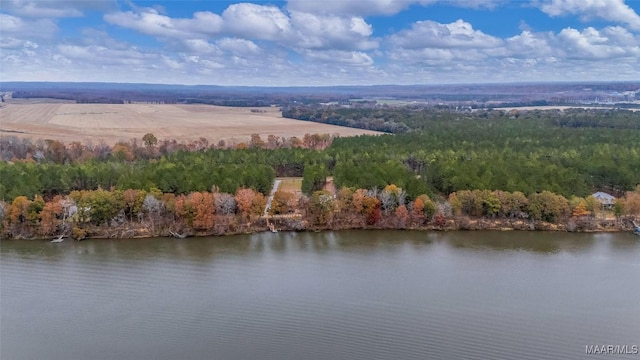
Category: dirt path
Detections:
[{"x1": 264, "y1": 179, "x2": 282, "y2": 216}]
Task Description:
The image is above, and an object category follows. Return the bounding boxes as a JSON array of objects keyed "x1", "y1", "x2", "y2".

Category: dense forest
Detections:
[
  {"x1": 2, "y1": 108, "x2": 639, "y2": 200},
  {"x1": 1, "y1": 107, "x2": 639, "y2": 239}
]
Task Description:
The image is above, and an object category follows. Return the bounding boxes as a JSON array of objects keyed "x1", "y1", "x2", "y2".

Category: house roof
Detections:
[{"x1": 592, "y1": 192, "x2": 615, "y2": 204}]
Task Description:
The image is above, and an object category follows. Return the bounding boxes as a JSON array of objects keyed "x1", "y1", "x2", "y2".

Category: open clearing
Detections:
[
  {"x1": 277, "y1": 177, "x2": 303, "y2": 195},
  {"x1": 0, "y1": 103, "x2": 382, "y2": 145}
]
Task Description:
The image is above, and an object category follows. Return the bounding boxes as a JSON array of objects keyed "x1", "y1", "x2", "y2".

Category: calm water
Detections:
[{"x1": 1, "y1": 230, "x2": 639, "y2": 360}]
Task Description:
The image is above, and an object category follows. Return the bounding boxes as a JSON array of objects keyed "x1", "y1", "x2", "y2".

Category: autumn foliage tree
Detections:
[
  {"x1": 235, "y1": 188, "x2": 265, "y2": 220},
  {"x1": 416, "y1": 194, "x2": 436, "y2": 220},
  {"x1": 45, "y1": 139, "x2": 68, "y2": 163},
  {"x1": 569, "y1": 196, "x2": 590, "y2": 217},
  {"x1": 270, "y1": 191, "x2": 296, "y2": 215},
  {"x1": 309, "y1": 190, "x2": 334, "y2": 225},
  {"x1": 362, "y1": 195, "x2": 381, "y2": 225},
  {"x1": 250, "y1": 134, "x2": 265, "y2": 149},
  {"x1": 624, "y1": 189, "x2": 640, "y2": 216},
  {"x1": 112, "y1": 142, "x2": 134, "y2": 161},
  {"x1": 395, "y1": 204, "x2": 409, "y2": 227},
  {"x1": 123, "y1": 189, "x2": 147, "y2": 221},
  {"x1": 235, "y1": 188, "x2": 255, "y2": 219},
  {"x1": 335, "y1": 186, "x2": 354, "y2": 214},
  {"x1": 9, "y1": 196, "x2": 31, "y2": 226},
  {"x1": 39, "y1": 196, "x2": 64, "y2": 236},
  {"x1": 174, "y1": 194, "x2": 194, "y2": 226},
  {"x1": 190, "y1": 192, "x2": 215, "y2": 230},
  {"x1": 412, "y1": 197, "x2": 425, "y2": 224},
  {"x1": 352, "y1": 189, "x2": 367, "y2": 214}
]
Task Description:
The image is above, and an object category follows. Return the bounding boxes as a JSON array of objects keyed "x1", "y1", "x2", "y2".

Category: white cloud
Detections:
[
  {"x1": 57, "y1": 44, "x2": 154, "y2": 66},
  {"x1": 2, "y1": 1, "x2": 640, "y2": 85},
  {"x1": 383, "y1": 17, "x2": 640, "y2": 84},
  {"x1": 104, "y1": 4, "x2": 379, "y2": 53},
  {"x1": 104, "y1": 8, "x2": 223, "y2": 39},
  {"x1": 0, "y1": 13, "x2": 58, "y2": 37},
  {"x1": 287, "y1": 0, "x2": 431, "y2": 16},
  {"x1": 183, "y1": 39, "x2": 220, "y2": 55},
  {"x1": 79, "y1": 28, "x2": 131, "y2": 50},
  {"x1": 217, "y1": 38, "x2": 261, "y2": 56},
  {"x1": 286, "y1": 0, "x2": 501, "y2": 16},
  {"x1": 506, "y1": 30, "x2": 554, "y2": 57},
  {"x1": 0, "y1": 0, "x2": 115, "y2": 17},
  {"x1": 556, "y1": 26, "x2": 640, "y2": 59},
  {"x1": 389, "y1": 47, "x2": 494, "y2": 68},
  {"x1": 505, "y1": 26, "x2": 640, "y2": 61},
  {"x1": 540, "y1": 0, "x2": 640, "y2": 30},
  {"x1": 289, "y1": 11, "x2": 378, "y2": 50},
  {"x1": 389, "y1": 19, "x2": 503, "y2": 49},
  {"x1": 221, "y1": 3, "x2": 291, "y2": 41},
  {"x1": 303, "y1": 49, "x2": 374, "y2": 66},
  {"x1": 162, "y1": 55, "x2": 183, "y2": 70},
  {"x1": 451, "y1": 0, "x2": 504, "y2": 9},
  {"x1": 0, "y1": 37, "x2": 26, "y2": 49}
]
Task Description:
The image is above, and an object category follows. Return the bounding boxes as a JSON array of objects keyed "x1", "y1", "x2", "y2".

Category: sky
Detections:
[{"x1": 1, "y1": 0, "x2": 640, "y2": 86}]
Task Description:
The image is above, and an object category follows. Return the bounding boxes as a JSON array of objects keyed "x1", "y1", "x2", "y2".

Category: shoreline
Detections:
[{"x1": 3, "y1": 216, "x2": 636, "y2": 241}]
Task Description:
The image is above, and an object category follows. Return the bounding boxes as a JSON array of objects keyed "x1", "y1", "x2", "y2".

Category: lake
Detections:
[{"x1": 2, "y1": 230, "x2": 639, "y2": 360}]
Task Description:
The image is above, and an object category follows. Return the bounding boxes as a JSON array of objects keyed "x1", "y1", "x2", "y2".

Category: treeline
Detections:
[
  {"x1": 282, "y1": 105, "x2": 640, "y2": 132},
  {"x1": 2, "y1": 109, "x2": 640, "y2": 204},
  {"x1": 2, "y1": 185, "x2": 640, "y2": 240},
  {"x1": 282, "y1": 105, "x2": 411, "y2": 133},
  {"x1": 0, "y1": 133, "x2": 335, "y2": 163},
  {"x1": 326, "y1": 109, "x2": 640, "y2": 197},
  {"x1": 7, "y1": 88, "x2": 351, "y2": 107},
  {"x1": 0, "y1": 147, "x2": 341, "y2": 200}
]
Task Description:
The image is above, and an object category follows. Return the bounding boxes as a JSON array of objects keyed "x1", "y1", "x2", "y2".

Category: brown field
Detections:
[{"x1": 0, "y1": 102, "x2": 382, "y2": 145}]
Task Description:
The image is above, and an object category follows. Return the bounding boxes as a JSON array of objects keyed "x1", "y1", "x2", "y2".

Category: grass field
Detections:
[
  {"x1": 277, "y1": 177, "x2": 303, "y2": 194},
  {"x1": 0, "y1": 102, "x2": 382, "y2": 145}
]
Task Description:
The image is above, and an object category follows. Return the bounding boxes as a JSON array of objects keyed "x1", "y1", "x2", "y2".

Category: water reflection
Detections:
[
  {"x1": 445, "y1": 231, "x2": 596, "y2": 253},
  {"x1": 2, "y1": 230, "x2": 638, "y2": 262},
  {"x1": 2, "y1": 230, "x2": 639, "y2": 360}
]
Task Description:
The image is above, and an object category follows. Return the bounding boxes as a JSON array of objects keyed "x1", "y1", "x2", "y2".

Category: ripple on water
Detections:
[{"x1": 2, "y1": 231, "x2": 639, "y2": 360}]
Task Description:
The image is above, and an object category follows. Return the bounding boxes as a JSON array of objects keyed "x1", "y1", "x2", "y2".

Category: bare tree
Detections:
[
  {"x1": 378, "y1": 190, "x2": 395, "y2": 215},
  {"x1": 143, "y1": 194, "x2": 164, "y2": 216},
  {"x1": 215, "y1": 193, "x2": 237, "y2": 215},
  {"x1": 143, "y1": 194, "x2": 165, "y2": 233}
]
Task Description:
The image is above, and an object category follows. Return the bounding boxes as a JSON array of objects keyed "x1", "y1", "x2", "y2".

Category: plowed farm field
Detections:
[{"x1": 0, "y1": 103, "x2": 381, "y2": 145}]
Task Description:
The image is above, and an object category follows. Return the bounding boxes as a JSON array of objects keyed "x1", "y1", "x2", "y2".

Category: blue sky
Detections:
[{"x1": 1, "y1": 0, "x2": 639, "y2": 86}]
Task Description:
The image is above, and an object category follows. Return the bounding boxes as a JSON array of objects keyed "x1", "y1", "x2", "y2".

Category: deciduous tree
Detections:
[
  {"x1": 527, "y1": 191, "x2": 570, "y2": 222},
  {"x1": 40, "y1": 197, "x2": 64, "y2": 236},
  {"x1": 190, "y1": 192, "x2": 215, "y2": 230},
  {"x1": 215, "y1": 193, "x2": 237, "y2": 215},
  {"x1": 395, "y1": 204, "x2": 409, "y2": 227},
  {"x1": 309, "y1": 190, "x2": 334, "y2": 225},
  {"x1": 142, "y1": 133, "x2": 158, "y2": 148},
  {"x1": 235, "y1": 188, "x2": 257, "y2": 220}
]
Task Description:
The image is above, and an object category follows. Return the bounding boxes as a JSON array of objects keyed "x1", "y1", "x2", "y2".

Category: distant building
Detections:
[{"x1": 592, "y1": 192, "x2": 615, "y2": 209}]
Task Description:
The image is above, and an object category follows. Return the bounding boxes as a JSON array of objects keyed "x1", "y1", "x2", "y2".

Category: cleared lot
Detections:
[{"x1": 0, "y1": 103, "x2": 381, "y2": 145}]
